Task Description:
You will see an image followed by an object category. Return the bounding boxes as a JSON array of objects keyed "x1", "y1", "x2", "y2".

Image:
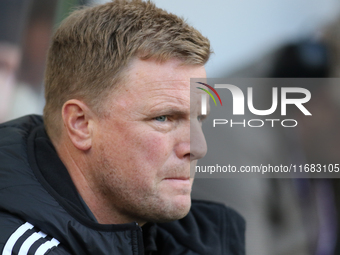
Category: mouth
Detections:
[
  {"x1": 160, "y1": 176, "x2": 192, "y2": 196},
  {"x1": 162, "y1": 177, "x2": 192, "y2": 189},
  {"x1": 164, "y1": 176, "x2": 190, "y2": 181}
]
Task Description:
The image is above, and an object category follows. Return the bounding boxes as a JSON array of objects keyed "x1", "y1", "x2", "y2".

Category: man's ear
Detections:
[{"x1": 62, "y1": 99, "x2": 94, "y2": 151}]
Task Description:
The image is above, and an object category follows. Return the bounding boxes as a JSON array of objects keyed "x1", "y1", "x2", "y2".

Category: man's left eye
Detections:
[{"x1": 155, "y1": 116, "x2": 167, "y2": 122}]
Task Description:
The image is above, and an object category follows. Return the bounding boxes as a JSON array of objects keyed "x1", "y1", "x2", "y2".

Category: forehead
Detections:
[
  {"x1": 128, "y1": 58, "x2": 205, "y2": 88},
  {"x1": 108, "y1": 58, "x2": 206, "y2": 106}
]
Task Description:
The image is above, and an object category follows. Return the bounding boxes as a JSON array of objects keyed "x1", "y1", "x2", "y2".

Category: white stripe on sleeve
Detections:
[
  {"x1": 18, "y1": 231, "x2": 47, "y2": 255},
  {"x1": 34, "y1": 238, "x2": 60, "y2": 255},
  {"x1": 2, "y1": 222, "x2": 34, "y2": 255}
]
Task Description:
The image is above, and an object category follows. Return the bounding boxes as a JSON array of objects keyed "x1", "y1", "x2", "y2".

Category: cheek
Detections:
[
  {"x1": 96, "y1": 119, "x2": 174, "y2": 176},
  {"x1": 100, "y1": 129, "x2": 172, "y2": 172},
  {"x1": 140, "y1": 134, "x2": 170, "y2": 162},
  {"x1": 98, "y1": 135, "x2": 172, "y2": 192},
  {"x1": 124, "y1": 134, "x2": 173, "y2": 184}
]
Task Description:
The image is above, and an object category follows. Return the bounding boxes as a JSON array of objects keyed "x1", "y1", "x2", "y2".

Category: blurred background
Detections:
[{"x1": 1, "y1": 0, "x2": 340, "y2": 254}]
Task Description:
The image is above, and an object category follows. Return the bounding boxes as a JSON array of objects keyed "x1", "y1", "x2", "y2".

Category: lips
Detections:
[
  {"x1": 161, "y1": 177, "x2": 192, "y2": 195},
  {"x1": 163, "y1": 176, "x2": 190, "y2": 181},
  {"x1": 162, "y1": 177, "x2": 192, "y2": 186}
]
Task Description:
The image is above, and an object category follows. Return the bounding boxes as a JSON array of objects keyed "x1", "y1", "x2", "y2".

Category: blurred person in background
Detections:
[
  {"x1": 0, "y1": 0, "x2": 30, "y2": 122},
  {"x1": 322, "y1": 17, "x2": 340, "y2": 254},
  {"x1": 0, "y1": 0, "x2": 57, "y2": 123},
  {"x1": 269, "y1": 39, "x2": 338, "y2": 255}
]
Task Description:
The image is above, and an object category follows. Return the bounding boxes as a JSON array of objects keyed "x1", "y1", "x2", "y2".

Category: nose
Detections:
[
  {"x1": 175, "y1": 120, "x2": 207, "y2": 161},
  {"x1": 190, "y1": 120, "x2": 207, "y2": 161}
]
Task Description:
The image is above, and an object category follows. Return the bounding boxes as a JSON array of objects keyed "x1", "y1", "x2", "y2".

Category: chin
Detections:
[
  {"x1": 130, "y1": 191, "x2": 192, "y2": 224},
  {"x1": 153, "y1": 194, "x2": 192, "y2": 223}
]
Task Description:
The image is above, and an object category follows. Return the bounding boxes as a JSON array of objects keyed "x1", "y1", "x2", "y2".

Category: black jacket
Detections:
[{"x1": 0, "y1": 115, "x2": 245, "y2": 255}]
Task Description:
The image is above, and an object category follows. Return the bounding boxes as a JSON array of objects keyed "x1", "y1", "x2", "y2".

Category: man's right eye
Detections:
[{"x1": 154, "y1": 116, "x2": 168, "y2": 122}]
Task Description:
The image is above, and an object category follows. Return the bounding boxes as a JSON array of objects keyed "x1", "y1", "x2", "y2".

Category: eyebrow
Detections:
[
  {"x1": 155, "y1": 109, "x2": 189, "y2": 117},
  {"x1": 147, "y1": 102, "x2": 189, "y2": 115}
]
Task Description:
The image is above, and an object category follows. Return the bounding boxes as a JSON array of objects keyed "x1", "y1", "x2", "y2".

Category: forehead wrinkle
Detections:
[
  {"x1": 143, "y1": 86, "x2": 189, "y2": 92},
  {"x1": 148, "y1": 99, "x2": 190, "y2": 113},
  {"x1": 143, "y1": 93, "x2": 190, "y2": 113},
  {"x1": 122, "y1": 81, "x2": 190, "y2": 101},
  {"x1": 137, "y1": 91, "x2": 189, "y2": 102},
  {"x1": 134, "y1": 77, "x2": 190, "y2": 87},
  {"x1": 134, "y1": 70, "x2": 192, "y2": 81},
  {"x1": 137, "y1": 84, "x2": 189, "y2": 102}
]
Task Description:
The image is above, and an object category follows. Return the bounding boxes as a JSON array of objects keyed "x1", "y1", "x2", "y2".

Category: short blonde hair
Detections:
[{"x1": 44, "y1": 0, "x2": 211, "y2": 138}]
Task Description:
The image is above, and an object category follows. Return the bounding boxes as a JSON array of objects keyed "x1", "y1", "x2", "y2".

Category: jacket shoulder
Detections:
[
  {"x1": 0, "y1": 115, "x2": 44, "y2": 193},
  {"x1": 0, "y1": 116, "x2": 72, "y2": 254},
  {"x1": 0, "y1": 115, "x2": 43, "y2": 141},
  {"x1": 0, "y1": 115, "x2": 43, "y2": 157}
]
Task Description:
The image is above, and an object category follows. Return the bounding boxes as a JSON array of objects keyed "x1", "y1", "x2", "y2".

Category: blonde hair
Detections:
[{"x1": 44, "y1": 0, "x2": 211, "y2": 138}]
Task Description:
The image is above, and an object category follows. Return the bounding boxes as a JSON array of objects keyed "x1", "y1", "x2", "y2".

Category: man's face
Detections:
[{"x1": 90, "y1": 58, "x2": 207, "y2": 224}]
